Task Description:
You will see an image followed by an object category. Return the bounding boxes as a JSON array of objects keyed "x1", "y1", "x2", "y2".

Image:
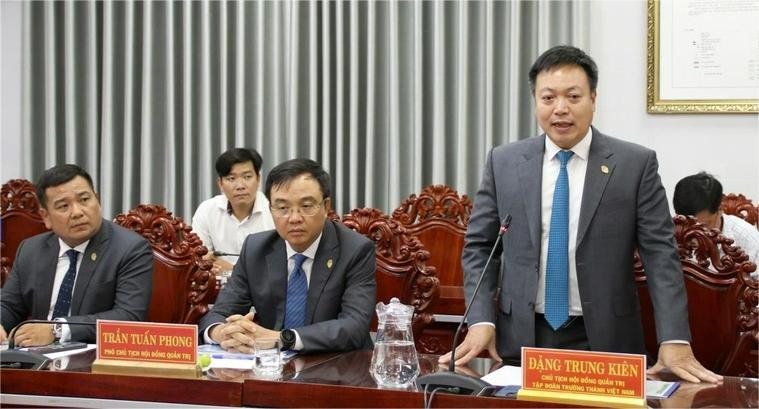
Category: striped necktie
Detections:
[{"x1": 284, "y1": 253, "x2": 308, "y2": 329}]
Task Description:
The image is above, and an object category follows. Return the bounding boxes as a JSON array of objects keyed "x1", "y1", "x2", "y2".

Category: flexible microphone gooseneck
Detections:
[
  {"x1": 1, "y1": 319, "x2": 94, "y2": 370},
  {"x1": 415, "y1": 214, "x2": 512, "y2": 396},
  {"x1": 212, "y1": 250, "x2": 240, "y2": 257}
]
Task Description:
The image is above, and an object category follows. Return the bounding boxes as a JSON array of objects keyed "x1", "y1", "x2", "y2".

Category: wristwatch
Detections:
[
  {"x1": 280, "y1": 329, "x2": 296, "y2": 350},
  {"x1": 53, "y1": 322, "x2": 63, "y2": 342}
]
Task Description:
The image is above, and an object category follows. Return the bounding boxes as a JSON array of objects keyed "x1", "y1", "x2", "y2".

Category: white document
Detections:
[
  {"x1": 198, "y1": 344, "x2": 298, "y2": 370},
  {"x1": 208, "y1": 357, "x2": 255, "y2": 370},
  {"x1": 645, "y1": 380, "x2": 680, "y2": 399},
  {"x1": 480, "y1": 365, "x2": 523, "y2": 386},
  {"x1": 43, "y1": 343, "x2": 97, "y2": 359}
]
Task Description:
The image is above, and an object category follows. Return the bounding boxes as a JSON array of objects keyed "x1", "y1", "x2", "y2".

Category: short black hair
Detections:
[
  {"x1": 36, "y1": 164, "x2": 96, "y2": 208},
  {"x1": 528, "y1": 45, "x2": 599, "y2": 94},
  {"x1": 265, "y1": 159, "x2": 331, "y2": 201},
  {"x1": 215, "y1": 148, "x2": 263, "y2": 178},
  {"x1": 673, "y1": 172, "x2": 723, "y2": 216}
]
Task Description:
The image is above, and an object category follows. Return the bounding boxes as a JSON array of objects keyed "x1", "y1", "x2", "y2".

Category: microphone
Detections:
[
  {"x1": 416, "y1": 214, "x2": 512, "y2": 396},
  {"x1": 213, "y1": 250, "x2": 240, "y2": 257},
  {"x1": 1, "y1": 319, "x2": 94, "y2": 370}
]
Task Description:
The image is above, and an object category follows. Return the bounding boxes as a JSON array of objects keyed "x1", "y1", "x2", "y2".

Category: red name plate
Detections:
[
  {"x1": 522, "y1": 347, "x2": 645, "y2": 399},
  {"x1": 97, "y1": 320, "x2": 197, "y2": 365}
]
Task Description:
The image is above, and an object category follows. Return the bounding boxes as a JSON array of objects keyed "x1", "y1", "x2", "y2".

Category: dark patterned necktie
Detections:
[{"x1": 52, "y1": 249, "x2": 79, "y2": 319}]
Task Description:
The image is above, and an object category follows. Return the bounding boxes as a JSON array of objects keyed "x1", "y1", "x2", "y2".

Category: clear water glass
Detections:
[{"x1": 253, "y1": 338, "x2": 282, "y2": 377}]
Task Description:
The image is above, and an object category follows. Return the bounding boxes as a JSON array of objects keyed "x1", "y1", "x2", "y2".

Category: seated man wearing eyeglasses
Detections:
[{"x1": 198, "y1": 158, "x2": 377, "y2": 353}]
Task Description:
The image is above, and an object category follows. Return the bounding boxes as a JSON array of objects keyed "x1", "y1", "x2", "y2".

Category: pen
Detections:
[{"x1": 210, "y1": 353, "x2": 256, "y2": 360}]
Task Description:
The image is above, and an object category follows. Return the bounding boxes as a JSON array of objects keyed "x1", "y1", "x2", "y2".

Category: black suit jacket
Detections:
[
  {"x1": 199, "y1": 220, "x2": 377, "y2": 353},
  {"x1": 1, "y1": 220, "x2": 154, "y2": 342}
]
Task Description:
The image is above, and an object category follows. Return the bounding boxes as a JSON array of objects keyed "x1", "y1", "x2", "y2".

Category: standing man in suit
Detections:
[
  {"x1": 1, "y1": 164, "x2": 153, "y2": 345},
  {"x1": 192, "y1": 148, "x2": 275, "y2": 277},
  {"x1": 440, "y1": 46, "x2": 720, "y2": 383},
  {"x1": 198, "y1": 159, "x2": 376, "y2": 353}
]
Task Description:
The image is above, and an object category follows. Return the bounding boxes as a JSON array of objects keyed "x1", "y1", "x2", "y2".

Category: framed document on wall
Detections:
[{"x1": 646, "y1": 0, "x2": 759, "y2": 113}]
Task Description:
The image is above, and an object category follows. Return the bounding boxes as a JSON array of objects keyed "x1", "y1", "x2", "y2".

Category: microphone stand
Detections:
[
  {"x1": 1, "y1": 320, "x2": 93, "y2": 370},
  {"x1": 415, "y1": 215, "x2": 511, "y2": 396}
]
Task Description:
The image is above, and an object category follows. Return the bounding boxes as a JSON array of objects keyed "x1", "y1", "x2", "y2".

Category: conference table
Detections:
[{"x1": 1, "y1": 348, "x2": 757, "y2": 408}]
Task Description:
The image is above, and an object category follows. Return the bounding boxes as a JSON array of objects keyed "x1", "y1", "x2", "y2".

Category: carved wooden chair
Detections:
[
  {"x1": 339, "y1": 207, "x2": 441, "y2": 353},
  {"x1": 0, "y1": 244, "x2": 9, "y2": 289},
  {"x1": 327, "y1": 208, "x2": 341, "y2": 223},
  {"x1": 636, "y1": 215, "x2": 758, "y2": 377},
  {"x1": 390, "y1": 185, "x2": 473, "y2": 353},
  {"x1": 721, "y1": 193, "x2": 758, "y2": 229},
  {"x1": 391, "y1": 185, "x2": 472, "y2": 316},
  {"x1": 114, "y1": 204, "x2": 217, "y2": 324},
  {"x1": 1, "y1": 179, "x2": 49, "y2": 287}
]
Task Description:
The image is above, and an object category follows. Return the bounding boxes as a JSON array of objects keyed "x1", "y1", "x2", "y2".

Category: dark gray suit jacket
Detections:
[
  {"x1": 1, "y1": 220, "x2": 154, "y2": 342},
  {"x1": 199, "y1": 220, "x2": 376, "y2": 353},
  {"x1": 464, "y1": 128, "x2": 690, "y2": 358}
]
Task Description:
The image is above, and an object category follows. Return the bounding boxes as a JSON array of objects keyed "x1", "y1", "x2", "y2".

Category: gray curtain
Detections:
[{"x1": 20, "y1": 0, "x2": 588, "y2": 219}]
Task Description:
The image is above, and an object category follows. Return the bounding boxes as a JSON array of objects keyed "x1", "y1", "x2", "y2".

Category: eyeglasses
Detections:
[{"x1": 271, "y1": 200, "x2": 326, "y2": 218}]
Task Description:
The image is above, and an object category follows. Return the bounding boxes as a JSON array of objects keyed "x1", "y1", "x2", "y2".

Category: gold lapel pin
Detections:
[
  {"x1": 327, "y1": 259, "x2": 333, "y2": 269},
  {"x1": 91, "y1": 252, "x2": 97, "y2": 262},
  {"x1": 601, "y1": 165, "x2": 609, "y2": 174}
]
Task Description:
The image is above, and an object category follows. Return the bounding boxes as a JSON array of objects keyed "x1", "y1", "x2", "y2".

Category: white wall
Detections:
[
  {"x1": 0, "y1": 1, "x2": 24, "y2": 182},
  {"x1": 589, "y1": 0, "x2": 759, "y2": 204}
]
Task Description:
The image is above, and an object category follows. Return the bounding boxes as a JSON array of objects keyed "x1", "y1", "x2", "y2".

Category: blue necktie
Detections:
[
  {"x1": 284, "y1": 253, "x2": 308, "y2": 329},
  {"x1": 545, "y1": 150, "x2": 574, "y2": 330},
  {"x1": 52, "y1": 249, "x2": 79, "y2": 319}
]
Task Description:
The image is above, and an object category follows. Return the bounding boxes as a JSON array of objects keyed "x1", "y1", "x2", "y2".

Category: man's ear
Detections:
[
  {"x1": 217, "y1": 177, "x2": 224, "y2": 192},
  {"x1": 39, "y1": 207, "x2": 52, "y2": 229}
]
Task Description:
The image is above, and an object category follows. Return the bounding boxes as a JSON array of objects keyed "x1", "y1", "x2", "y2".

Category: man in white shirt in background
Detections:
[
  {"x1": 192, "y1": 148, "x2": 275, "y2": 276},
  {"x1": 674, "y1": 172, "x2": 759, "y2": 279}
]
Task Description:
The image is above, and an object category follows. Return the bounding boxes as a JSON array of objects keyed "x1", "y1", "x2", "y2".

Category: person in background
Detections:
[
  {"x1": 673, "y1": 172, "x2": 759, "y2": 278},
  {"x1": 439, "y1": 45, "x2": 720, "y2": 384},
  {"x1": 192, "y1": 148, "x2": 275, "y2": 277},
  {"x1": 0, "y1": 164, "x2": 153, "y2": 344},
  {"x1": 198, "y1": 159, "x2": 376, "y2": 353}
]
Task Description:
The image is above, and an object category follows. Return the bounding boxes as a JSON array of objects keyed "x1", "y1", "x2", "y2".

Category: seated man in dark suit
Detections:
[
  {"x1": 199, "y1": 159, "x2": 376, "y2": 353},
  {"x1": 0, "y1": 164, "x2": 153, "y2": 345}
]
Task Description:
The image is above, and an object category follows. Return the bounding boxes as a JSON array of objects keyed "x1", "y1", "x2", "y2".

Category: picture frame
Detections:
[{"x1": 646, "y1": 0, "x2": 759, "y2": 113}]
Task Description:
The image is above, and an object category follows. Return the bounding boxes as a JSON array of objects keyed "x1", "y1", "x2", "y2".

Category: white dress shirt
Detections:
[
  {"x1": 191, "y1": 191, "x2": 275, "y2": 266},
  {"x1": 536, "y1": 130, "x2": 592, "y2": 316},
  {"x1": 48, "y1": 239, "x2": 90, "y2": 342},
  {"x1": 722, "y1": 214, "x2": 759, "y2": 279}
]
